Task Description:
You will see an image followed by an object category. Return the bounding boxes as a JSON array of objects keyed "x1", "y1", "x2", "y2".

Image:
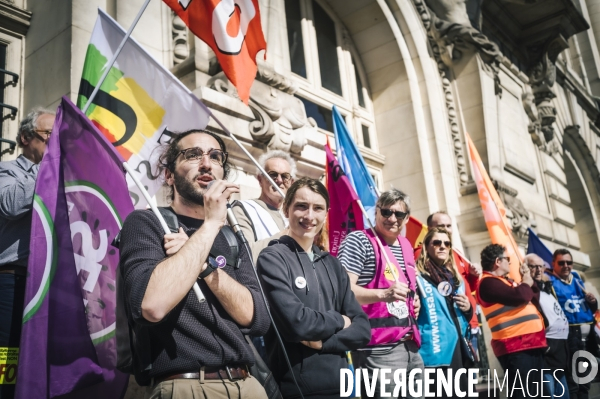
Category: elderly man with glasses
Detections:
[
  {"x1": 0, "y1": 107, "x2": 55, "y2": 399},
  {"x1": 550, "y1": 248, "x2": 597, "y2": 399},
  {"x1": 338, "y1": 189, "x2": 423, "y2": 399},
  {"x1": 476, "y1": 244, "x2": 547, "y2": 399},
  {"x1": 232, "y1": 150, "x2": 296, "y2": 263},
  {"x1": 525, "y1": 253, "x2": 570, "y2": 399}
]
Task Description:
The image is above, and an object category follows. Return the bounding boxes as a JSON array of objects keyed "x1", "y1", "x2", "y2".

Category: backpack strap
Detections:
[
  {"x1": 157, "y1": 207, "x2": 179, "y2": 233},
  {"x1": 220, "y1": 225, "x2": 240, "y2": 269}
]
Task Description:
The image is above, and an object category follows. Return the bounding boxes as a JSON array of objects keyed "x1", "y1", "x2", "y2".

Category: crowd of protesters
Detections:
[{"x1": 2, "y1": 112, "x2": 599, "y2": 399}]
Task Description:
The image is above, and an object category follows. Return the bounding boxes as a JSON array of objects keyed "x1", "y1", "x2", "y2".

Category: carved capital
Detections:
[
  {"x1": 207, "y1": 72, "x2": 311, "y2": 154},
  {"x1": 172, "y1": 12, "x2": 189, "y2": 65},
  {"x1": 493, "y1": 180, "x2": 537, "y2": 241},
  {"x1": 256, "y1": 62, "x2": 298, "y2": 94},
  {"x1": 523, "y1": 38, "x2": 567, "y2": 152},
  {"x1": 422, "y1": 0, "x2": 503, "y2": 95}
]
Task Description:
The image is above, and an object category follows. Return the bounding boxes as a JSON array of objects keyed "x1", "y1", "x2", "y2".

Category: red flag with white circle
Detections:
[{"x1": 163, "y1": 0, "x2": 266, "y2": 104}]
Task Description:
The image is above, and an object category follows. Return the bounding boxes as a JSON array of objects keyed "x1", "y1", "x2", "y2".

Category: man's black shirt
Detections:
[{"x1": 119, "y1": 209, "x2": 270, "y2": 380}]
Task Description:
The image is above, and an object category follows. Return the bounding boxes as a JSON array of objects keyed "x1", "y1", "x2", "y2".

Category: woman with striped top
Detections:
[{"x1": 338, "y1": 189, "x2": 423, "y2": 399}]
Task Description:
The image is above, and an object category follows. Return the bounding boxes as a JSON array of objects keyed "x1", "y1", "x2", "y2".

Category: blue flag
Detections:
[
  {"x1": 527, "y1": 227, "x2": 553, "y2": 268},
  {"x1": 333, "y1": 106, "x2": 378, "y2": 224}
]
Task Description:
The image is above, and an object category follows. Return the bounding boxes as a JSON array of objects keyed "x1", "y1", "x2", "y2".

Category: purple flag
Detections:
[{"x1": 16, "y1": 97, "x2": 131, "y2": 399}]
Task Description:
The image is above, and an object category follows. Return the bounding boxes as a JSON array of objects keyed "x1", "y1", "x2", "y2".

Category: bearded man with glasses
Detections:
[
  {"x1": 550, "y1": 248, "x2": 597, "y2": 399},
  {"x1": 118, "y1": 130, "x2": 270, "y2": 399},
  {"x1": 232, "y1": 150, "x2": 296, "y2": 263},
  {"x1": 338, "y1": 189, "x2": 423, "y2": 399}
]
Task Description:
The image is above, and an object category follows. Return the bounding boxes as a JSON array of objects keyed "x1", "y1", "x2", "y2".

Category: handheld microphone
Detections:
[{"x1": 206, "y1": 180, "x2": 247, "y2": 244}]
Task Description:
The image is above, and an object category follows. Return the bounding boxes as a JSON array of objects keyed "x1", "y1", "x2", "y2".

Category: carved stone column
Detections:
[{"x1": 523, "y1": 36, "x2": 569, "y2": 154}]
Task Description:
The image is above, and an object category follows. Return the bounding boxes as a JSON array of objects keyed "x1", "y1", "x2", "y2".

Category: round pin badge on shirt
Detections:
[
  {"x1": 295, "y1": 277, "x2": 307, "y2": 289},
  {"x1": 437, "y1": 281, "x2": 452, "y2": 297},
  {"x1": 215, "y1": 255, "x2": 227, "y2": 268}
]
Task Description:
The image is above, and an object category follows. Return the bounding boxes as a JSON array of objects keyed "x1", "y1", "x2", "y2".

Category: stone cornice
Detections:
[
  {"x1": 555, "y1": 62, "x2": 600, "y2": 124},
  {"x1": 0, "y1": 1, "x2": 31, "y2": 37}
]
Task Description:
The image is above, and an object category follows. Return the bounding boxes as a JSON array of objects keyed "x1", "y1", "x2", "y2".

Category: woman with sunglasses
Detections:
[
  {"x1": 415, "y1": 227, "x2": 473, "y2": 397},
  {"x1": 257, "y1": 178, "x2": 370, "y2": 398}
]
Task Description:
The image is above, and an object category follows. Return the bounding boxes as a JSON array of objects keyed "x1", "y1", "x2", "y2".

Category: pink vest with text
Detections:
[{"x1": 362, "y1": 230, "x2": 421, "y2": 347}]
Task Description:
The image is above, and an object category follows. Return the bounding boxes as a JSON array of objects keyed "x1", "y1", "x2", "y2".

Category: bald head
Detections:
[
  {"x1": 525, "y1": 253, "x2": 545, "y2": 281},
  {"x1": 427, "y1": 212, "x2": 453, "y2": 235}
]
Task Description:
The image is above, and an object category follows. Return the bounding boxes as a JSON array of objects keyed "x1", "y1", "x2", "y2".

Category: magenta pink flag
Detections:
[{"x1": 326, "y1": 143, "x2": 364, "y2": 256}]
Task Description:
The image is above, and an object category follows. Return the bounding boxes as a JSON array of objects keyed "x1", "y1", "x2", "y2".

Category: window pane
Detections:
[
  {"x1": 355, "y1": 64, "x2": 365, "y2": 108},
  {"x1": 285, "y1": 0, "x2": 307, "y2": 78},
  {"x1": 362, "y1": 125, "x2": 371, "y2": 148},
  {"x1": 297, "y1": 96, "x2": 333, "y2": 131},
  {"x1": 312, "y1": 1, "x2": 342, "y2": 95}
]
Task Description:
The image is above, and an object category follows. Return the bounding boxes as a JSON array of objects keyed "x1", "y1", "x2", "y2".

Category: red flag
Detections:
[
  {"x1": 163, "y1": 0, "x2": 266, "y2": 104},
  {"x1": 404, "y1": 216, "x2": 428, "y2": 249},
  {"x1": 325, "y1": 142, "x2": 364, "y2": 256}
]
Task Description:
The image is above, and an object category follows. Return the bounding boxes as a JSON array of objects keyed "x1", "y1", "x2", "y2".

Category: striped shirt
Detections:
[
  {"x1": 338, "y1": 231, "x2": 410, "y2": 352},
  {"x1": 338, "y1": 230, "x2": 406, "y2": 285}
]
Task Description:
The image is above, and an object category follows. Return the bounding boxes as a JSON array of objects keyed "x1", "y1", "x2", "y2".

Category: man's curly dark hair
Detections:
[{"x1": 480, "y1": 243, "x2": 506, "y2": 272}]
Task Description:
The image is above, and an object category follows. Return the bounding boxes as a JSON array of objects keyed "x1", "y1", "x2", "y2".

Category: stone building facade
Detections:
[{"x1": 2, "y1": 0, "x2": 600, "y2": 389}]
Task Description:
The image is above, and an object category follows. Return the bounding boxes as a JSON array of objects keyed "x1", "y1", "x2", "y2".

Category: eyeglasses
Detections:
[
  {"x1": 35, "y1": 129, "x2": 52, "y2": 137},
  {"x1": 498, "y1": 256, "x2": 511, "y2": 263},
  {"x1": 431, "y1": 239, "x2": 452, "y2": 248},
  {"x1": 267, "y1": 171, "x2": 292, "y2": 184},
  {"x1": 557, "y1": 260, "x2": 573, "y2": 267},
  {"x1": 178, "y1": 147, "x2": 227, "y2": 165},
  {"x1": 33, "y1": 129, "x2": 52, "y2": 143},
  {"x1": 377, "y1": 206, "x2": 408, "y2": 220},
  {"x1": 528, "y1": 264, "x2": 544, "y2": 270}
]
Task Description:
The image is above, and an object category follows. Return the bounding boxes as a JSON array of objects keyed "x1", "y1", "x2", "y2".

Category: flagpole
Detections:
[
  {"x1": 123, "y1": 162, "x2": 207, "y2": 303},
  {"x1": 82, "y1": 0, "x2": 153, "y2": 114}
]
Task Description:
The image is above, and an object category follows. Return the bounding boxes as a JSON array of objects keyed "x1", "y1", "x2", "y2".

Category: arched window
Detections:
[{"x1": 284, "y1": 0, "x2": 377, "y2": 155}]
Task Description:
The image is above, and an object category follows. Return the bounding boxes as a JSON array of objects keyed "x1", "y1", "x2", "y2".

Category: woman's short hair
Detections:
[{"x1": 376, "y1": 189, "x2": 410, "y2": 213}]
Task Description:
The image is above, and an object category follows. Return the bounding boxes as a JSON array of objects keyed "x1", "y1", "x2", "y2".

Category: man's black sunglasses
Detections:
[
  {"x1": 377, "y1": 206, "x2": 408, "y2": 220},
  {"x1": 557, "y1": 260, "x2": 573, "y2": 267}
]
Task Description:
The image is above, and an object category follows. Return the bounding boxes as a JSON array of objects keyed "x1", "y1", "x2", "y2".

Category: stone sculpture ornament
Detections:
[
  {"x1": 207, "y1": 64, "x2": 312, "y2": 155},
  {"x1": 424, "y1": 0, "x2": 503, "y2": 93}
]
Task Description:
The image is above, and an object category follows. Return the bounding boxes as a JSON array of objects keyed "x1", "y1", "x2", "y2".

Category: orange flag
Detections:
[
  {"x1": 467, "y1": 132, "x2": 523, "y2": 281},
  {"x1": 163, "y1": 0, "x2": 266, "y2": 104}
]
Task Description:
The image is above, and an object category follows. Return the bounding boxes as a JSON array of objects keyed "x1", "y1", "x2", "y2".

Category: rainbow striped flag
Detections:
[{"x1": 77, "y1": 9, "x2": 210, "y2": 208}]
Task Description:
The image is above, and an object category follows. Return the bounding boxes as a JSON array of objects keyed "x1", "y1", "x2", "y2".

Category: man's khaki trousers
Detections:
[{"x1": 145, "y1": 376, "x2": 268, "y2": 399}]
